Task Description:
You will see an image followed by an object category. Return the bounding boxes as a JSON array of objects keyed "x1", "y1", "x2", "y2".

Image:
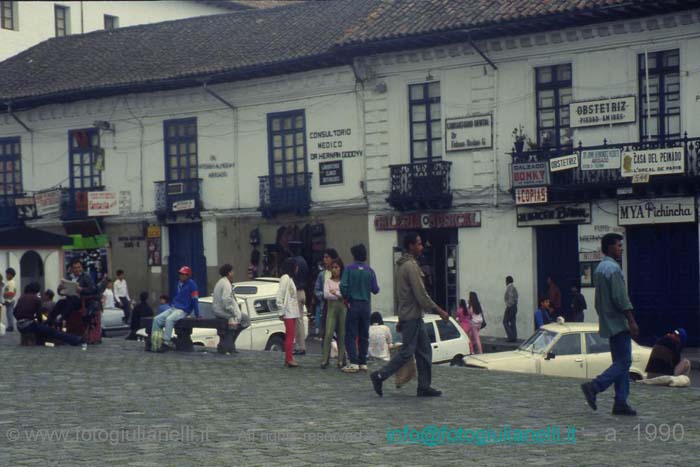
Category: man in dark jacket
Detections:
[
  {"x1": 370, "y1": 232, "x2": 449, "y2": 397},
  {"x1": 15, "y1": 282, "x2": 84, "y2": 346},
  {"x1": 52, "y1": 259, "x2": 99, "y2": 324},
  {"x1": 645, "y1": 329, "x2": 690, "y2": 379},
  {"x1": 569, "y1": 283, "x2": 587, "y2": 322}
]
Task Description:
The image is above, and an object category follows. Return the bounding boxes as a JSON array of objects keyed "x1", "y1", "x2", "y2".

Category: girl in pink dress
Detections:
[
  {"x1": 456, "y1": 299, "x2": 473, "y2": 354},
  {"x1": 467, "y1": 292, "x2": 484, "y2": 354}
]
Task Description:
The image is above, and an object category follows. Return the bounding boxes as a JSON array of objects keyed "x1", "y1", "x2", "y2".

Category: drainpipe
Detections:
[{"x1": 493, "y1": 67, "x2": 499, "y2": 208}]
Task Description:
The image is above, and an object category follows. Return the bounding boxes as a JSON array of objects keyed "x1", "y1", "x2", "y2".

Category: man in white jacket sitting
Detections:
[{"x1": 212, "y1": 264, "x2": 250, "y2": 354}]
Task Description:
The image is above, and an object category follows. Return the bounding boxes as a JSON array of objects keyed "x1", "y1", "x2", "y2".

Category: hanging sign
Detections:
[
  {"x1": 445, "y1": 114, "x2": 492, "y2": 151},
  {"x1": 15, "y1": 197, "x2": 37, "y2": 220},
  {"x1": 515, "y1": 187, "x2": 547, "y2": 205},
  {"x1": 172, "y1": 199, "x2": 195, "y2": 212},
  {"x1": 511, "y1": 162, "x2": 550, "y2": 188},
  {"x1": 618, "y1": 197, "x2": 696, "y2": 225},
  {"x1": 516, "y1": 203, "x2": 591, "y2": 227},
  {"x1": 581, "y1": 148, "x2": 621, "y2": 171},
  {"x1": 87, "y1": 191, "x2": 119, "y2": 216},
  {"x1": 621, "y1": 147, "x2": 684, "y2": 177},
  {"x1": 35, "y1": 189, "x2": 61, "y2": 217},
  {"x1": 570, "y1": 96, "x2": 636, "y2": 128},
  {"x1": 549, "y1": 154, "x2": 579, "y2": 172}
]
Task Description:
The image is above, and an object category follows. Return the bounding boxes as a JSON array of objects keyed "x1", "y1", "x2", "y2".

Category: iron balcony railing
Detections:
[
  {"x1": 387, "y1": 160, "x2": 452, "y2": 211},
  {"x1": 154, "y1": 178, "x2": 202, "y2": 220},
  {"x1": 510, "y1": 134, "x2": 700, "y2": 201},
  {"x1": 259, "y1": 173, "x2": 312, "y2": 218}
]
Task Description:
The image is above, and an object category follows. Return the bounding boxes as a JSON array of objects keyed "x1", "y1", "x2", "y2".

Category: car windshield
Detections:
[{"x1": 518, "y1": 329, "x2": 557, "y2": 353}]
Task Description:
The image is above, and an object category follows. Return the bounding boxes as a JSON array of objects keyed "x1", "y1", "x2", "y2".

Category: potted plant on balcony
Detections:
[{"x1": 512, "y1": 125, "x2": 527, "y2": 154}]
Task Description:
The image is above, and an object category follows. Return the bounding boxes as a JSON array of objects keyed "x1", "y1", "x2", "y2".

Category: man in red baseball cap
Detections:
[{"x1": 151, "y1": 265, "x2": 200, "y2": 350}]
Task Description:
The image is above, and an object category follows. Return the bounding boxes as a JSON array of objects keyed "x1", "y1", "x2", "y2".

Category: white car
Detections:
[
  {"x1": 383, "y1": 315, "x2": 471, "y2": 364},
  {"x1": 101, "y1": 306, "x2": 129, "y2": 335},
  {"x1": 463, "y1": 321, "x2": 652, "y2": 380},
  {"x1": 138, "y1": 278, "x2": 307, "y2": 351}
]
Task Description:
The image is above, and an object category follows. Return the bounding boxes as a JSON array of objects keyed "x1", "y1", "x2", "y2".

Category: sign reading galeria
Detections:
[
  {"x1": 515, "y1": 187, "x2": 547, "y2": 205},
  {"x1": 511, "y1": 162, "x2": 550, "y2": 188},
  {"x1": 621, "y1": 147, "x2": 684, "y2": 177},
  {"x1": 445, "y1": 114, "x2": 492, "y2": 151},
  {"x1": 517, "y1": 203, "x2": 591, "y2": 227},
  {"x1": 570, "y1": 96, "x2": 636, "y2": 128},
  {"x1": 87, "y1": 191, "x2": 119, "y2": 216},
  {"x1": 375, "y1": 211, "x2": 481, "y2": 230},
  {"x1": 618, "y1": 197, "x2": 696, "y2": 225}
]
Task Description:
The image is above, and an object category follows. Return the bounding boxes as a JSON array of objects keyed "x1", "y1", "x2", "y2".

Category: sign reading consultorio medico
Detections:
[
  {"x1": 618, "y1": 197, "x2": 696, "y2": 225},
  {"x1": 570, "y1": 96, "x2": 636, "y2": 128}
]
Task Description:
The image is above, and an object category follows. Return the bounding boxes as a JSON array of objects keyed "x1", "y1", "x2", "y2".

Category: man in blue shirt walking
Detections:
[{"x1": 152, "y1": 266, "x2": 200, "y2": 350}]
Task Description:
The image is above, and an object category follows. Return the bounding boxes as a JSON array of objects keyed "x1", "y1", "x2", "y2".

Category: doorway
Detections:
[
  {"x1": 20, "y1": 250, "x2": 44, "y2": 292},
  {"x1": 168, "y1": 223, "x2": 207, "y2": 298},
  {"x1": 536, "y1": 225, "x2": 580, "y2": 319}
]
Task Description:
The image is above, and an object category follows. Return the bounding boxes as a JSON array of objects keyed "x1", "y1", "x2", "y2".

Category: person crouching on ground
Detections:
[
  {"x1": 321, "y1": 258, "x2": 347, "y2": 369},
  {"x1": 277, "y1": 258, "x2": 300, "y2": 368},
  {"x1": 14, "y1": 282, "x2": 85, "y2": 346},
  {"x1": 151, "y1": 266, "x2": 199, "y2": 350},
  {"x1": 370, "y1": 232, "x2": 449, "y2": 397},
  {"x1": 213, "y1": 263, "x2": 250, "y2": 354},
  {"x1": 645, "y1": 328, "x2": 691, "y2": 379},
  {"x1": 368, "y1": 311, "x2": 392, "y2": 361}
]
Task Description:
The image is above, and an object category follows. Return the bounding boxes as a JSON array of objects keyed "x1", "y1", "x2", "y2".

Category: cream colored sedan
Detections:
[{"x1": 463, "y1": 322, "x2": 652, "y2": 380}]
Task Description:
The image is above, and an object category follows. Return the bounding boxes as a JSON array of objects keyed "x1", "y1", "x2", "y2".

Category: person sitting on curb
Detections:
[
  {"x1": 151, "y1": 266, "x2": 200, "y2": 351},
  {"x1": 15, "y1": 282, "x2": 85, "y2": 346},
  {"x1": 645, "y1": 328, "x2": 691, "y2": 379}
]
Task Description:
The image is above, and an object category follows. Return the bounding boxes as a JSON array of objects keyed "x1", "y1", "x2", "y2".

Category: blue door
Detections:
[
  {"x1": 627, "y1": 224, "x2": 699, "y2": 346},
  {"x1": 536, "y1": 225, "x2": 579, "y2": 322},
  {"x1": 168, "y1": 223, "x2": 207, "y2": 299}
]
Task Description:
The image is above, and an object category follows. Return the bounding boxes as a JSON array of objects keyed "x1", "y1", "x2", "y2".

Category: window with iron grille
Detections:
[
  {"x1": 535, "y1": 64, "x2": 573, "y2": 149},
  {"x1": 267, "y1": 110, "x2": 306, "y2": 189},
  {"x1": 164, "y1": 118, "x2": 198, "y2": 181},
  {"x1": 409, "y1": 82, "x2": 441, "y2": 161},
  {"x1": 68, "y1": 128, "x2": 101, "y2": 190},
  {"x1": 54, "y1": 4, "x2": 68, "y2": 36},
  {"x1": 639, "y1": 50, "x2": 680, "y2": 141},
  {"x1": 0, "y1": 137, "x2": 21, "y2": 196},
  {"x1": 1, "y1": 1, "x2": 16, "y2": 30},
  {"x1": 104, "y1": 14, "x2": 118, "y2": 30}
]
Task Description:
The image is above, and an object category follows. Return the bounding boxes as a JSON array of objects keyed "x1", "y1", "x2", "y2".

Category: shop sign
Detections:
[
  {"x1": 515, "y1": 187, "x2": 547, "y2": 205},
  {"x1": 319, "y1": 160, "x2": 343, "y2": 186},
  {"x1": 549, "y1": 154, "x2": 579, "y2": 172},
  {"x1": 87, "y1": 191, "x2": 119, "y2": 216},
  {"x1": 374, "y1": 211, "x2": 481, "y2": 230},
  {"x1": 511, "y1": 162, "x2": 550, "y2": 188},
  {"x1": 570, "y1": 96, "x2": 636, "y2": 128},
  {"x1": 147, "y1": 225, "x2": 161, "y2": 238},
  {"x1": 15, "y1": 196, "x2": 37, "y2": 220},
  {"x1": 517, "y1": 203, "x2": 591, "y2": 227},
  {"x1": 35, "y1": 189, "x2": 60, "y2": 217},
  {"x1": 445, "y1": 114, "x2": 492, "y2": 151},
  {"x1": 618, "y1": 197, "x2": 696, "y2": 225},
  {"x1": 581, "y1": 148, "x2": 621, "y2": 171},
  {"x1": 172, "y1": 199, "x2": 195, "y2": 212},
  {"x1": 620, "y1": 147, "x2": 684, "y2": 177},
  {"x1": 578, "y1": 223, "x2": 625, "y2": 263}
]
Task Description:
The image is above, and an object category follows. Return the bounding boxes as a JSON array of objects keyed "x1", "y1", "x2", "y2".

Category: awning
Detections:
[{"x1": 0, "y1": 227, "x2": 72, "y2": 248}]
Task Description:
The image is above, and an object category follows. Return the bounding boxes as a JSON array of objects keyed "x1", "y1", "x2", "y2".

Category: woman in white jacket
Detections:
[{"x1": 277, "y1": 258, "x2": 300, "y2": 367}]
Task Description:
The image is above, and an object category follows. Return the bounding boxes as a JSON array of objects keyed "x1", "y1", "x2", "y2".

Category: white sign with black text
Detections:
[
  {"x1": 549, "y1": 154, "x2": 579, "y2": 172},
  {"x1": 570, "y1": 96, "x2": 636, "y2": 128},
  {"x1": 621, "y1": 147, "x2": 685, "y2": 177},
  {"x1": 618, "y1": 197, "x2": 696, "y2": 225},
  {"x1": 580, "y1": 148, "x2": 621, "y2": 171},
  {"x1": 445, "y1": 114, "x2": 492, "y2": 151}
]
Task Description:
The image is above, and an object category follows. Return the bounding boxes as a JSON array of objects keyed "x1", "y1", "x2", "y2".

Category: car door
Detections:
[
  {"x1": 424, "y1": 321, "x2": 446, "y2": 363},
  {"x1": 248, "y1": 297, "x2": 283, "y2": 351},
  {"x1": 435, "y1": 319, "x2": 468, "y2": 362},
  {"x1": 539, "y1": 332, "x2": 586, "y2": 378},
  {"x1": 584, "y1": 331, "x2": 612, "y2": 379}
]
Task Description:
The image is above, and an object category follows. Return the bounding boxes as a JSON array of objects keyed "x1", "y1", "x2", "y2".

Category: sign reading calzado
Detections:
[
  {"x1": 445, "y1": 114, "x2": 492, "y2": 151},
  {"x1": 618, "y1": 197, "x2": 696, "y2": 225},
  {"x1": 570, "y1": 96, "x2": 636, "y2": 128},
  {"x1": 511, "y1": 162, "x2": 550, "y2": 188},
  {"x1": 549, "y1": 154, "x2": 579, "y2": 172},
  {"x1": 621, "y1": 147, "x2": 684, "y2": 177}
]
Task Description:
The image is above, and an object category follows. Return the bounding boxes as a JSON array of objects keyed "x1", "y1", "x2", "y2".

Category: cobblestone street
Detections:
[{"x1": 1, "y1": 333, "x2": 699, "y2": 467}]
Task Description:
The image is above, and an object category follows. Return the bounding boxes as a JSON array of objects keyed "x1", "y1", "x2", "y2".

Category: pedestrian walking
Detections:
[
  {"x1": 151, "y1": 266, "x2": 200, "y2": 351},
  {"x1": 546, "y1": 275, "x2": 562, "y2": 317},
  {"x1": 292, "y1": 254, "x2": 309, "y2": 355},
  {"x1": 503, "y1": 275, "x2": 518, "y2": 342},
  {"x1": 114, "y1": 270, "x2": 131, "y2": 324},
  {"x1": 276, "y1": 258, "x2": 300, "y2": 368},
  {"x1": 340, "y1": 243, "x2": 379, "y2": 373},
  {"x1": 455, "y1": 299, "x2": 473, "y2": 354},
  {"x1": 212, "y1": 264, "x2": 250, "y2": 354},
  {"x1": 569, "y1": 283, "x2": 587, "y2": 322},
  {"x1": 466, "y1": 292, "x2": 484, "y2": 354},
  {"x1": 320, "y1": 258, "x2": 346, "y2": 369},
  {"x1": 581, "y1": 233, "x2": 640, "y2": 416},
  {"x1": 368, "y1": 312, "x2": 392, "y2": 361},
  {"x1": 370, "y1": 232, "x2": 449, "y2": 397},
  {"x1": 3, "y1": 268, "x2": 17, "y2": 332}
]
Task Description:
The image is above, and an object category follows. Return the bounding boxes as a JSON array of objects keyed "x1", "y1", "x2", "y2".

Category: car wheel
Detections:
[
  {"x1": 450, "y1": 354, "x2": 466, "y2": 367},
  {"x1": 629, "y1": 372, "x2": 642, "y2": 381},
  {"x1": 265, "y1": 335, "x2": 285, "y2": 352}
]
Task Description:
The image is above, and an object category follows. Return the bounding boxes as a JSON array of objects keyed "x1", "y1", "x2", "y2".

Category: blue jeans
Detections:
[
  {"x1": 19, "y1": 322, "x2": 84, "y2": 346},
  {"x1": 593, "y1": 331, "x2": 632, "y2": 403},
  {"x1": 152, "y1": 308, "x2": 187, "y2": 342},
  {"x1": 344, "y1": 300, "x2": 370, "y2": 365}
]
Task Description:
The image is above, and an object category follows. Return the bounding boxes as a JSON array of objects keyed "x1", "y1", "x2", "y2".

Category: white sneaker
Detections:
[
  {"x1": 359, "y1": 365, "x2": 368, "y2": 372},
  {"x1": 342, "y1": 364, "x2": 359, "y2": 373}
]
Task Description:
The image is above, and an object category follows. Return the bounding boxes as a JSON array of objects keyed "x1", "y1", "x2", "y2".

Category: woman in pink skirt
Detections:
[
  {"x1": 467, "y1": 292, "x2": 484, "y2": 354},
  {"x1": 456, "y1": 299, "x2": 473, "y2": 354}
]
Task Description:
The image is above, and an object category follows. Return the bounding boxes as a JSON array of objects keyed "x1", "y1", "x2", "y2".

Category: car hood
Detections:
[{"x1": 464, "y1": 350, "x2": 536, "y2": 366}]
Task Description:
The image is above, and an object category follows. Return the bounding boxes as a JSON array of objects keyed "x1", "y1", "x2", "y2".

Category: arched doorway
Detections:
[{"x1": 20, "y1": 251, "x2": 44, "y2": 292}]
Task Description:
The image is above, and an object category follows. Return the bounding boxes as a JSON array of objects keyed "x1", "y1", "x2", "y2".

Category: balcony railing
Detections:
[
  {"x1": 60, "y1": 187, "x2": 104, "y2": 221},
  {"x1": 0, "y1": 196, "x2": 19, "y2": 227},
  {"x1": 259, "y1": 173, "x2": 312, "y2": 218},
  {"x1": 387, "y1": 160, "x2": 452, "y2": 211},
  {"x1": 154, "y1": 178, "x2": 202, "y2": 220},
  {"x1": 510, "y1": 134, "x2": 700, "y2": 202}
]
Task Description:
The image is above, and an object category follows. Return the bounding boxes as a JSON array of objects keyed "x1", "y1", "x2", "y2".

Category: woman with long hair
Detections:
[
  {"x1": 276, "y1": 258, "x2": 300, "y2": 367},
  {"x1": 467, "y1": 292, "x2": 484, "y2": 354},
  {"x1": 456, "y1": 298, "x2": 473, "y2": 354},
  {"x1": 321, "y1": 258, "x2": 346, "y2": 369}
]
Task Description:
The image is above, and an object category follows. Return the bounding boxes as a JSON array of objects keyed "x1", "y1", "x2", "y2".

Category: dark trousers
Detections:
[
  {"x1": 345, "y1": 300, "x2": 370, "y2": 365},
  {"x1": 503, "y1": 305, "x2": 518, "y2": 341},
  {"x1": 130, "y1": 308, "x2": 153, "y2": 331},
  {"x1": 118, "y1": 297, "x2": 131, "y2": 321},
  {"x1": 378, "y1": 318, "x2": 432, "y2": 390},
  {"x1": 19, "y1": 322, "x2": 84, "y2": 346},
  {"x1": 593, "y1": 331, "x2": 632, "y2": 404}
]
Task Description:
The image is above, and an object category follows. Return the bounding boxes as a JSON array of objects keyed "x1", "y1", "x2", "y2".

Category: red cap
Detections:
[{"x1": 178, "y1": 266, "x2": 192, "y2": 275}]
